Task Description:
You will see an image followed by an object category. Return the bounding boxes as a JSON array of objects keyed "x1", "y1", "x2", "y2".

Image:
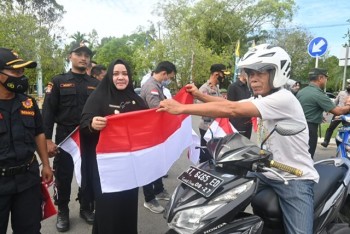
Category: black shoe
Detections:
[
  {"x1": 56, "y1": 209, "x2": 70, "y2": 232},
  {"x1": 321, "y1": 141, "x2": 329, "y2": 148},
  {"x1": 80, "y1": 209, "x2": 95, "y2": 225}
]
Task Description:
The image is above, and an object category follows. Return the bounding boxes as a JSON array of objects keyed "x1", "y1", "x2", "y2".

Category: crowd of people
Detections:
[{"x1": 1, "y1": 41, "x2": 348, "y2": 234}]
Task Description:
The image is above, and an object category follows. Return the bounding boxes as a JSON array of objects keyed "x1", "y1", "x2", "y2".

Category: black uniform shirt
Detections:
[
  {"x1": 42, "y1": 70, "x2": 99, "y2": 141},
  {"x1": 0, "y1": 94, "x2": 43, "y2": 195},
  {"x1": 227, "y1": 79, "x2": 252, "y2": 130}
]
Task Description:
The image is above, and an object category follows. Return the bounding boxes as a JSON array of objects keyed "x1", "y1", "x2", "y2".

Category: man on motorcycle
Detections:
[{"x1": 158, "y1": 44, "x2": 319, "y2": 233}]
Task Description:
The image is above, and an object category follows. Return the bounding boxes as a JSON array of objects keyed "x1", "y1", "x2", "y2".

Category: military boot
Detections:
[
  {"x1": 56, "y1": 207, "x2": 70, "y2": 232},
  {"x1": 80, "y1": 202, "x2": 95, "y2": 224}
]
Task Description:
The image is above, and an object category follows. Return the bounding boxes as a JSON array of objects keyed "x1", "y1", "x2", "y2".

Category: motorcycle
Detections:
[
  {"x1": 335, "y1": 115, "x2": 350, "y2": 158},
  {"x1": 164, "y1": 120, "x2": 350, "y2": 234}
]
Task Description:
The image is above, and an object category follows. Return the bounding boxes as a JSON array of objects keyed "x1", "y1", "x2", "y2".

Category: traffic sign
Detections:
[{"x1": 308, "y1": 37, "x2": 328, "y2": 57}]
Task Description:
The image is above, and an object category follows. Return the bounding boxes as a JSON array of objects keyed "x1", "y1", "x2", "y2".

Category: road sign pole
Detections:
[
  {"x1": 315, "y1": 56, "x2": 319, "y2": 68},
  {"x1": 342, "y1": 46, "x2": 349, "y2": 90}
]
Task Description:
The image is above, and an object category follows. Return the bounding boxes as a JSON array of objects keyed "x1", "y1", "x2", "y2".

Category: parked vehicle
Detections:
[{"x1": 164, "y1": 120, "x2": 350, "y2": 234}]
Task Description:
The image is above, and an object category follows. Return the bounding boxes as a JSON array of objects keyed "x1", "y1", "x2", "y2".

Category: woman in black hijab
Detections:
[{"x1": 80, "y1": 59, "x2": 147, "y2": 234}]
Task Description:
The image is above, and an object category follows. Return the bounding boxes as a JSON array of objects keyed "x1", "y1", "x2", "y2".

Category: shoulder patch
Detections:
[
  {"x1": 46, "y1": 82, "x2": 53, "y2": 94},
  {"x1": 0, "y1": 112, "x2": 3, "y2": 119},
  {"x1": 151, "y1": 89, "x2": 159, "y2": 96},
  {"x1": 22, "y1": 98, "x2": 34, "y2": 109},
  {"x1": 60, "y1": 83, "x2": 75, "y2": 88}
]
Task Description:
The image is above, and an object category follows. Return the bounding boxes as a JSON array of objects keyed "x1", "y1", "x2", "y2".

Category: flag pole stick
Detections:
[{"x1": 57, "y1": 126, "x2": 79, "y2": 148}]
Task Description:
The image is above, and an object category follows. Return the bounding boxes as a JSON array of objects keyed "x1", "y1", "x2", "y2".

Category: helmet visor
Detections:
[{"x1": 241, "y1": 63, "x2": 275, "y2": 74}]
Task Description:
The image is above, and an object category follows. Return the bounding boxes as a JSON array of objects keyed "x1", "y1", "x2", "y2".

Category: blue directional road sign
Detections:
[{"x1": 308, "y1": 37, "x2": 328, "y2": 57}]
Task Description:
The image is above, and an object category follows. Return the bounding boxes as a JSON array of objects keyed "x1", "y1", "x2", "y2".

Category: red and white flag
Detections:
[
  {"x1": 59, "y1": 128, "x2": 81, "y2": 186},
  {"x1": 203, "y1": 118, "x2": 237, "y2": 142},
  {"x1": 188, "y1": 129, "x2": 200, "y2": 165},
  {"x1": 60, "y1": 88, "x2": 195, "y2": 192}
]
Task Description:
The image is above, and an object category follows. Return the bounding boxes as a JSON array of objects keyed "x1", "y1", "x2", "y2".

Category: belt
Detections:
[{"x1": 0, "y1": 155, "x2": 36, "y2": 177}]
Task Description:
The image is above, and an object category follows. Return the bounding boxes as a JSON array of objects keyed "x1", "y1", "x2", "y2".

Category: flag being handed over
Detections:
[
  {"x1": 60, "y1": 87, "x2": 195, "y2": 193},
  {"x1": 204, "y1": 118, "x2": 237, "y2": 142}
]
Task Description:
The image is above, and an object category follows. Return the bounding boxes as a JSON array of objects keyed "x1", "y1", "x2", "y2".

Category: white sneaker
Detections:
[
  {"x1": 155, "y1": 189, "x2": 170, "y2": 201},
  {"x1": 143, "y1": 199, "x2": 164, "y2": 213}
]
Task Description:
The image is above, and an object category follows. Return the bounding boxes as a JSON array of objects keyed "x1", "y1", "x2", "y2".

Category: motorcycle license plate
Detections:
[{"x1": 178, "y1": 166, "x2": 224, "y2": 197}]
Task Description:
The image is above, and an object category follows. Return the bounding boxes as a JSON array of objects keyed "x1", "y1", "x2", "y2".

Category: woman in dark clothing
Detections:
[{"x1": 80, "y1": 59, "x2": 148, "y2": 234}]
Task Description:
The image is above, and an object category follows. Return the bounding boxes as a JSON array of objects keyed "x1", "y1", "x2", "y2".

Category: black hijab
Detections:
[
  {"x1": 81, "y1": 59, "x2": 147, "y2": 128},
  {"x1": 79, "y1": 59, "x2": 147, "y2": 199}
]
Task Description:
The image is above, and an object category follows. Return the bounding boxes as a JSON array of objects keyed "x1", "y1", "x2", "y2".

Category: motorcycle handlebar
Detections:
[{"x1": 269, "y1": 160, "x2": 303, "y2": 177}]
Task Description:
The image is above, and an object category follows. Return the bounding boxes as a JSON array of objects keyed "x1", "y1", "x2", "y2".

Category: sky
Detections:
[{"x1": 56, "y1": 0, "x2": 350, "y2": 58}]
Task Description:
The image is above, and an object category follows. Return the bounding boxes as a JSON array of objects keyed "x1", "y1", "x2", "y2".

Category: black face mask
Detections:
[
  {"x1": 347, "y1": 87, "x2": 350, "y2": 92},
  {"x1": 218, "y1": 76, "x2": 224, "y2": 83},
  {"x1": 0, "y1": 72, "x2": 29, "y2": 93}
]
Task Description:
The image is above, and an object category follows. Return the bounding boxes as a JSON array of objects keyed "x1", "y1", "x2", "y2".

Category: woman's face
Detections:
[{"x1": 112, "y1": 63, "x2": 129, "y2": 90}]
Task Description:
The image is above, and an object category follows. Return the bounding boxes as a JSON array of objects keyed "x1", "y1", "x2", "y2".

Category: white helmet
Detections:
[{"x1": 238, "y1": 44, "x2": 291, "y2": 88}]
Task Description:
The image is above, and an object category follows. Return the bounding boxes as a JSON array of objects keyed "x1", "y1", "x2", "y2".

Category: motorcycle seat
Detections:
[{"x1": 251, "y1": 164, "x2": 346, "y2": 226}]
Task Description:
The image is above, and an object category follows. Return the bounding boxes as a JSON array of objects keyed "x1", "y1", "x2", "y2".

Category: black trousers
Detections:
[
  {"x1": 143, "y1": 178, "x2": 164, "y2": 202},
  {"x1": 324, "y1": 117, "x2": 341, "y2": 143},
  {"x1": 0, "y1": 183, "x2": 41, "y2": 234},
  {"x1": 307, "y1": 122, "x2": 319, "y2": 159},
  {"x1": 199, "y1": 128, "x2": 212, "y2": 163},
  {"x1": 93, "y1": 188, "x2": 138, "y2": 234},
  {"x1": 53, "y1": 149, "x2": 74, "y2": 208}
]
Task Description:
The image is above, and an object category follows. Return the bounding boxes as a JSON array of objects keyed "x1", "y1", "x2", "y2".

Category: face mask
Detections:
[
  {"x1": 162, "y1": 79, "x2": 172, "y2": 87},
  {"x1": 347, "y1": 87, "x2": 350, "y2": 92},
  {"x1": 218, "y1": 76, "x2": 224, "y2": 83},
  {"x1": 1, "y1": 73, "x2": 29, "y2": 93}
]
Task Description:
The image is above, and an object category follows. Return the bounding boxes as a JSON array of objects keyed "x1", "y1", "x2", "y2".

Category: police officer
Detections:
[
  {"x1": 198, "y1": 64, "x2": 228, "y2": 162},
  {"x1": 42, "y1": 42, "x2": 99, "y2": 232},
  {"x1": 0, "y1": 48, "x2": 53, "y2": 233},
  {"x1": 140, "y1": 61, "x2": 176, "y2": 214}
]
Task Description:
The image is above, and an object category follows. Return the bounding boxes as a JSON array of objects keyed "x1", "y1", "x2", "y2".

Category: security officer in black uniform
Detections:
[
  {"x1": 0, "y1": 48, "x2": 53, "y2": 234},
  {"x1": 42, "y1": 42, "x2": 99, "y2": 232}
]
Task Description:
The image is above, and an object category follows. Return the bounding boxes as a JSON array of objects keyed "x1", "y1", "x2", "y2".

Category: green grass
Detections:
[{"x1": 320, "y1": 123, "x2": 338, "y2": 139}]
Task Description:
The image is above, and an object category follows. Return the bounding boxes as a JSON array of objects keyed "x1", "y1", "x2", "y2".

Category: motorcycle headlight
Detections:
[
  {"x1": 168, "y1": 204, "x2": 223, "y2": 234},
  {"x1": 168, "y1": 181, "x2": 254, "y2": 233},
  {"x1": 209, "y1": 180, "x2": 254, "y2": 204}
]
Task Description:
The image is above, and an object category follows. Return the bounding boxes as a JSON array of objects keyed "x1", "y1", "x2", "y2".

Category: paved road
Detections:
[{"x1": 7, "y1": 116, "x2": 340, "y2": 234}]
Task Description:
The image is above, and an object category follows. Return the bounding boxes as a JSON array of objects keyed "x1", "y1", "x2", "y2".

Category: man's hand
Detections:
[
  {"x1": 91, "y1": 116, "x2": 107, "y2": 131},
  {"x1": 157, "y1": 99, "x2": 184, "y2": 115},
  {"x1": 46, "y1": 139, "x2": 59, "y2": 158},
  {"x1": 185, "y1": 83, "x2": 201, "y2": 98},
  {"x1": 41, "y1": 165, "x2": 53, "y2": 183}
]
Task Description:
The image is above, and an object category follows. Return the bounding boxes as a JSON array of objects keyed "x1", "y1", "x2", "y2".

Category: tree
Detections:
[
  {"x1": 148, "y1": 0, "x2": 296, "y2": 86},
  {"x1": 267, "y1": 27, "x2": 314, "y2": 82}
]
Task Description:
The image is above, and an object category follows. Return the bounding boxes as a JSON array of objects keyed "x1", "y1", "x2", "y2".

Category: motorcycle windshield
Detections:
[{"x1": 208, "y1": 133, "x2": 258, "y2": 162}]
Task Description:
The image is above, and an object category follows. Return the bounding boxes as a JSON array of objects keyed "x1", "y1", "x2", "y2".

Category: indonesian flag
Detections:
[
  {"x1": 188, "y1": 129, "x2": 200, "y2": 165},
  {"x1": 204, "y1": 118, "x2": 237, "y2": 142},
  {"x1": 59, "y1": 128, "x2": 81, "y2": 186},
  {"x1": 60, "y1": 88, "x2": 195, "y2": 193}
]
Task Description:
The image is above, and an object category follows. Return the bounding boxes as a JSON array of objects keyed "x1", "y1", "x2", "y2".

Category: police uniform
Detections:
[
  {"x1": 140, "y1": 77, "x2": 167, "y2": 108},
  {"x1": 198, "y1": 81, "x2": 222, "y2": 162},
  {"x1": 42, "y1": 71, "x2": 99, "y2": 210},
  {"x1": 0, "y1": 94, "x2": 43, "y2": 233}
]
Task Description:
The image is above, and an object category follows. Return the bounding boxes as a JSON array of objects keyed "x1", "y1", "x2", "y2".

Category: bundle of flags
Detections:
[
  {"x1": 204, "y1": 118, "x2": 237, "y2": 142},
  {"x1": 59, "y1": 88, "x2": 237, "y2": 193}
]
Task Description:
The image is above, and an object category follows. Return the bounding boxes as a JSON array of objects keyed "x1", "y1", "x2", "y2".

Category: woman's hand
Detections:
[{"x1": 91, "y1": 116, "x2": 107, "y2": 131}]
